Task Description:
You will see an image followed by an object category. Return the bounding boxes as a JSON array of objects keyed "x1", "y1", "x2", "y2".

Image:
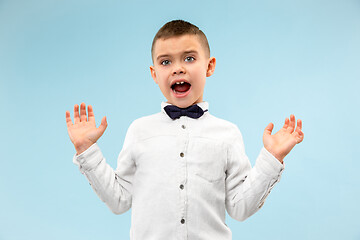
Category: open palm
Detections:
[
  {"x1": 263, "y1": 114, "x2": 304, "y2": 163},
  {"x1": 66, "y1": 103, "x2": 107, "y2": 155}
]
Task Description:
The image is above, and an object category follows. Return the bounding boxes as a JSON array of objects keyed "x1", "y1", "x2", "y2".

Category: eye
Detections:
[
  {"x1": 185, "y1": 56, "x2": 195, "y2": 62},
  {"x1": 161, "y1": 59, "x2": 171, "y2": 66}
]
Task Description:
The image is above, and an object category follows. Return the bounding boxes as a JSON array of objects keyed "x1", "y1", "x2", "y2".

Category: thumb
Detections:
[
  {"x1": 97, "y1": 116, "x2": 108, "y2": 135},
  {"x1": 263, "y1": 123, "x2": 274, "y2": 136}
]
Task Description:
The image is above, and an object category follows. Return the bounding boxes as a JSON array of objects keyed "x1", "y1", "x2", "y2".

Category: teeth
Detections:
[{"x1": 175, "y1": 81, "x2": 185, "y2": 84}]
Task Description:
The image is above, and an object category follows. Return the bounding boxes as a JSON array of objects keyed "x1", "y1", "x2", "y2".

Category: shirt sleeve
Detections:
[
  {"x1": 225, "y1": 127, "x2": 284, "y2": 221},
  {"x1": 73, "y1": 123, "x2": 136, "y2": 215}
]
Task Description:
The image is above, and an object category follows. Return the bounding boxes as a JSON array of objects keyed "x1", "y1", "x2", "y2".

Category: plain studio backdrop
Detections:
[{"x1": 0, "y1": 0, "x2": 359, "y2": 239}]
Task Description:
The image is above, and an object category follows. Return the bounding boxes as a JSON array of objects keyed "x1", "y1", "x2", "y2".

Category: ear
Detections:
[
  {"x1": 206, "y1": 57, "x2": 216, "y2": 77},
  {"x1": 150, "y1": 65, "x2": 158, "y2": 84}
]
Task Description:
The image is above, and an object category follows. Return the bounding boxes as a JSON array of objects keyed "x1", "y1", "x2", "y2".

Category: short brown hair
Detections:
[{"x1": 151, "y1": 20, "x2": 210, "y2": 61}]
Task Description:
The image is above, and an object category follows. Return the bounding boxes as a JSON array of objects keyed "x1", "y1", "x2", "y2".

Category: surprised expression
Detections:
[{"x1": 150, "y1": 34, "x2": 216, "y2": 108}]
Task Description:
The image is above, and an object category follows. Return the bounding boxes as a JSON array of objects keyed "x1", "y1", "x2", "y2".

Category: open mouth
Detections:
[{"x1": 171, "y1": 81, "x2": 191, "y2": 95}]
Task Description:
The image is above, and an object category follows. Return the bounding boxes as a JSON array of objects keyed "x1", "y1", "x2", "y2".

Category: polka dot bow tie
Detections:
[{"x1": 164, "y1": 104, "x2": 207, "y2": 120}]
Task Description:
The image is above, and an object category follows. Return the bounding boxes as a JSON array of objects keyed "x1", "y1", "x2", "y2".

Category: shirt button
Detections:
[
  {"x1": 180, "y1": 184, "x2": 184, "y2": 189},
  {"x1": 180, "y1": 152, "x2": 184, "y2": 157},
  {"x1": 181, "y1": 218, "x2": 185, "y2": 224},
  {"x1": 181, "y1": 125, "x2": 186, "y2": 129}
]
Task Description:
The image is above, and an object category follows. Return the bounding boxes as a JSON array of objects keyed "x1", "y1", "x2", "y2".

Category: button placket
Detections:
[{"x1": 177, "y1": 117, "x2": 188, "y2": 231}]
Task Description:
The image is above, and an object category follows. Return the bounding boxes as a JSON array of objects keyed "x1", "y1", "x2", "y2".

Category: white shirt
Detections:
[{"x1": 73, "y1": 102, "x2": 284, "y2": 240}]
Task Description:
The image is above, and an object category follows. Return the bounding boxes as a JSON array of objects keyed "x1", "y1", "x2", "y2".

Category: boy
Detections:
[{"x1": 66, "y1": 20, "x2": 304, "y2": 239}]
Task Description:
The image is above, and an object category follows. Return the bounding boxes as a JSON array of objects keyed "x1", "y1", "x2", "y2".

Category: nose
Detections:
[{"x1": 172, "y1": 63, "x2": 185, "y2": 75}]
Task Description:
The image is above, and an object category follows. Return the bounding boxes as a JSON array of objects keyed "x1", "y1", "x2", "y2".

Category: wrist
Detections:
[
  {"x1": 264, "y1": 147, "x2": 284, "y2": 164},
  {"x1": 74, "y1": 141, "x2": 95, "y2": 155}
]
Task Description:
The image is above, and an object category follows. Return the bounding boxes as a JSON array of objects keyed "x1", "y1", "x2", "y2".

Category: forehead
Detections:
[{"x1": 153, "y1": 34, "x2": 206, "y2": 58}]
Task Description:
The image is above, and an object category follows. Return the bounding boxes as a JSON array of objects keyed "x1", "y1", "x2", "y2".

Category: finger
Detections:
[
  {"x1": 88, "y1": 105, "x2": 95, "y2": 122},
  {"x1": 295, "y1": 119, "x2": 302, "y2": 133},
  {"x1": 296, "y1": 130, "x2": 304, "y2": 143},
  {"x1": 74, "y1": 104, "x2": 80, "y2": 124},
  {"x1": 295, "y1": 119, "x2": 304, "y2": 143},
  {"x1": 263, "y1": 123, "x2": 274, "y2": 136},
  {"x1": 97, "y1": 116, "x2": 108, "y2": 136},
  {"x1": 80, "y1": 102, "x2": 87, "y2": 122},
  {"x1": 282, "y1": 118, "x2": 289, "y2": 129},
  {"x1": 287, "y1": 114, "x2": 296, "y2": 132},
  {"x1": 65, "y1": 111, "x2": 73, "y2": 127}
]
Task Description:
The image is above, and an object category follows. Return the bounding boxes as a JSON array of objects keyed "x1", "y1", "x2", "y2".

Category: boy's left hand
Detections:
[{"x1": 263, "y1": 114, "x2": 304, "y2": 163}]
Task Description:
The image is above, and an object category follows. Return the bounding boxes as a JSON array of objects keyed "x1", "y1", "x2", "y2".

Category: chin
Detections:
[{"x1": 172, "y1": 100, "x2": 197, "y2": 108}]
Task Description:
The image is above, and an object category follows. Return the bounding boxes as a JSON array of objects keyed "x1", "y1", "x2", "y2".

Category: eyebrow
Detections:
[
  {"x1": 156, "y1": 50, "x2": 199, "y2": 61},
  {"x1": 156, "y1": 54, "x2": 170, "y2": 60}
]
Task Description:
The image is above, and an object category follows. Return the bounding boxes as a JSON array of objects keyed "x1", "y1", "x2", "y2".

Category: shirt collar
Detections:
[{"x1": 161, "y1": 101, "x2": 209, "y2": 117}]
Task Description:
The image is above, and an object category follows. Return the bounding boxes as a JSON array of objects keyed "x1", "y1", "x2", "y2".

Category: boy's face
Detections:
[{"x1": 150, "y1": 34, "x2": 216, "y2": 108}]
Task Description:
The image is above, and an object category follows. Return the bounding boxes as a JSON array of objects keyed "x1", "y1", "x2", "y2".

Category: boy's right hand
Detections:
[{"x1": 66, "y1": 103, "x2": 108, "y2": 155}]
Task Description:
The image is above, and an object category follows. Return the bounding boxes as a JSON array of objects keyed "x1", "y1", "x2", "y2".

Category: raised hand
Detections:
[
  {"x1": 263, "y1": 114, "x2": 304, "y2": 163},
  {"x1": 66, "y1": 103, "x2": 108, "y2": 155}
]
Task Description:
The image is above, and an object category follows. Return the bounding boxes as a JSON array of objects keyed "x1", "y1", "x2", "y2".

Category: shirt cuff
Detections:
[
  {"x1": 255, "y1": 147, "x2": 285, "y2": 177},
  {"x1": 72, "y1": 143, "x2": 103, "y2": 171}
]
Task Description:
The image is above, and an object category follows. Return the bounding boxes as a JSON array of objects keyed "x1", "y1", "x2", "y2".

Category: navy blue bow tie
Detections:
[{"x1": 164, "y1": 104, "x2": 207, "y2": 120}]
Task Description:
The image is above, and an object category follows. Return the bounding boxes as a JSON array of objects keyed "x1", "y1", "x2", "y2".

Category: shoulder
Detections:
[
  {"x1": 204, "y1": 113, "x2": 241, "y2": 133},
  {"x1": 131, "y1": 112, "x2": 162, "y2": 125},
  {"x1": 127, "y1": 112, "x2": 163, "y2": 131},
  {"x1": 206, "y1": 114, "x2": 239, "y2": 130},
  {"x1": 198, "y1": 113, "x2": 243, "y2": 142},
  {"x1": 126, "y1": 112, "x2": 172, "y2": 141}
]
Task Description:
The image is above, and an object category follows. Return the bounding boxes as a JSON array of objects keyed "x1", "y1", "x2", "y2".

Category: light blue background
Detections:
[{"x1": 1, "y1": 0, "x2": 359, "y2": 239}]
